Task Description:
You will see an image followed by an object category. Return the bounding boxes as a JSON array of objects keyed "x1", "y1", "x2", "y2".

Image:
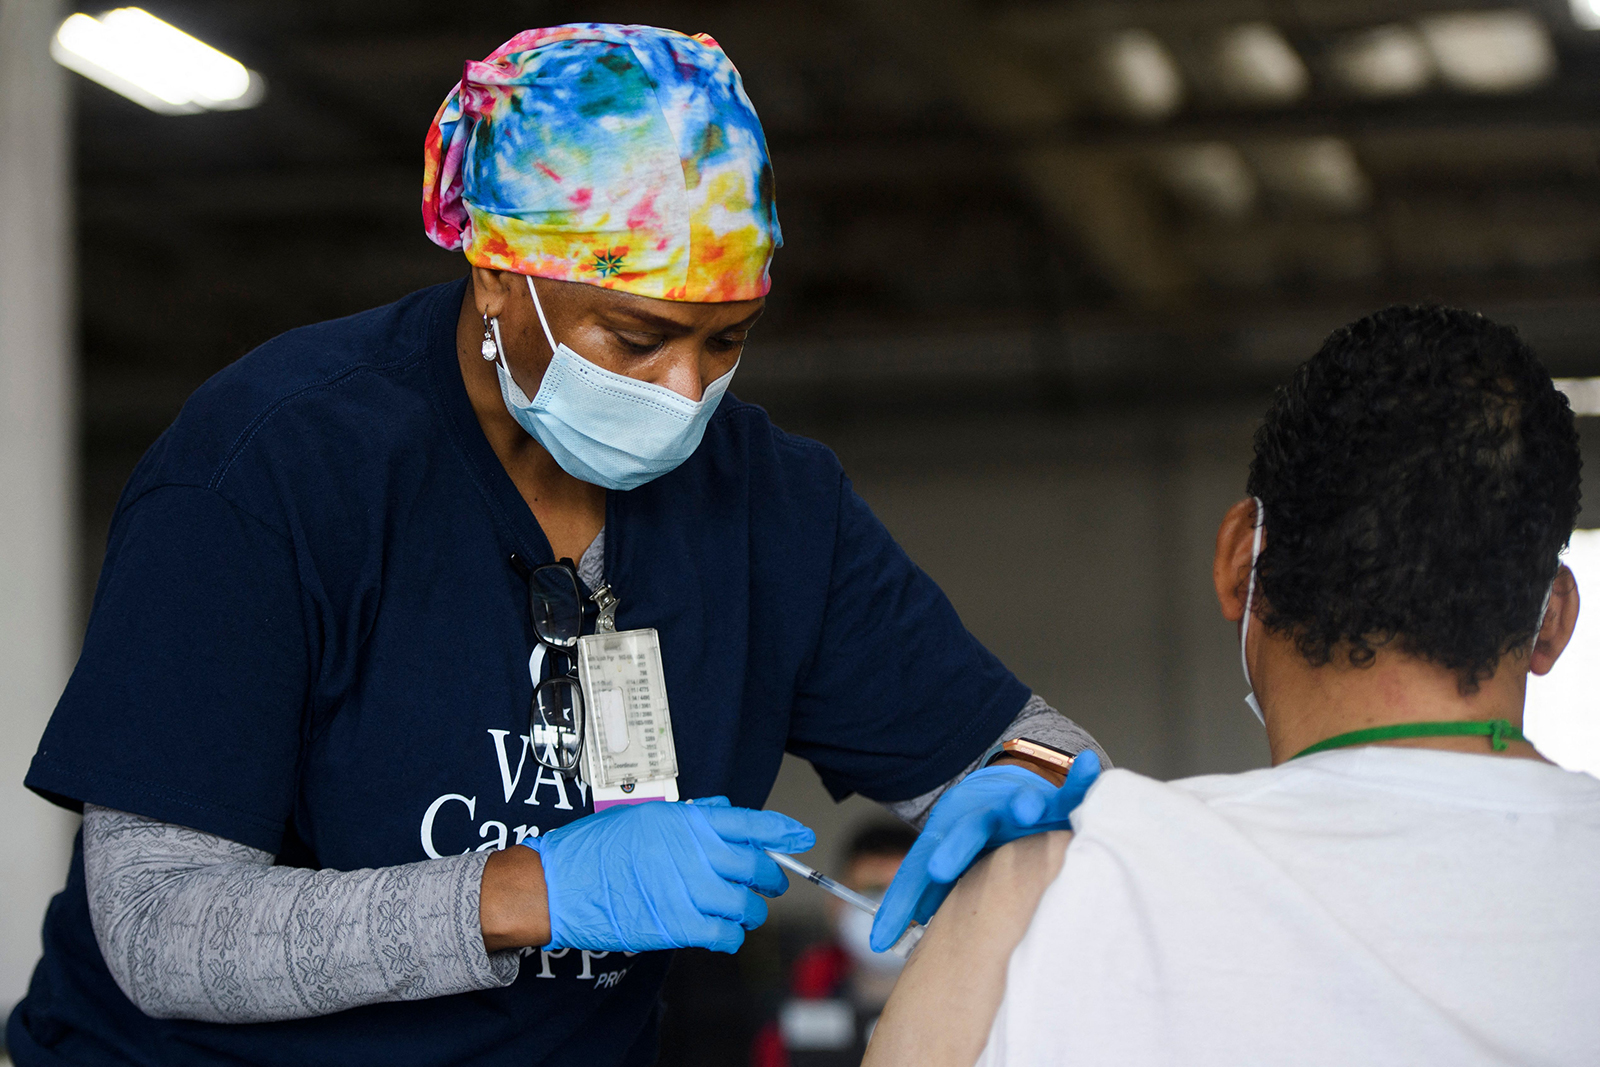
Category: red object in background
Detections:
[
  {"x1": 790, "y1": 944, "x2": 851, "y2": 999},
  {"x1": 750, "y1": 944, "x2": 852, "y2": 1067},
  {"x1": 750, "y1": 1022, "x2": 787, "y2": 1067}
]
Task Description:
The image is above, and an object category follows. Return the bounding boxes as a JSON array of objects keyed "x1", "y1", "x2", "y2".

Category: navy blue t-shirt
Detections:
[{"x1": 9, "y1": 278, "x2": 1029, "y2": 1067}]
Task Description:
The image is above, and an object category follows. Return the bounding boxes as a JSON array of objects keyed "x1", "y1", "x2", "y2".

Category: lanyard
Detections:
[{"x1": 1290, "y1": 719, "x2": 1524, "y2": 761}]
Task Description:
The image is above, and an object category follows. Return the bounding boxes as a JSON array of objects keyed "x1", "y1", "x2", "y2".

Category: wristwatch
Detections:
[{"x1": 980, "y1": 737, "x2": 1077, "y2": 777}]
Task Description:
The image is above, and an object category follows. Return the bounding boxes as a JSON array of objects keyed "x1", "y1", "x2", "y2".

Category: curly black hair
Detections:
[{"x1": 1247, "y1": 305, "x2": 1581, "y2": 691}]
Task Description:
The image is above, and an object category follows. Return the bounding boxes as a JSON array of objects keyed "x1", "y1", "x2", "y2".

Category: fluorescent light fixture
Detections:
[
  {"x1": 1103, "y1": 29, "x2": 1184, "y2": 122},
  {"x1": 1329, "y1": 24, "x2": 1434, "y2": 98},
  {"x1": 1572, "y1": 0, "x2": 1600, "y2": 31},
  {"x1": 51, "y1": 8, "x2": 264, "y2": 114},
  {"x1": 1214, "y1": 23, "x2": 1310, "y2": 106},
  {"x1": 1417, "y1": 10, "x2": 1555, "y2": 94},
  {"x1": 1159, "y1": 143, "x2": 1257, "y2": 219},
  {"x1": 1555, "y1": 377, "x2": 1600, "y2": 415},
  {"x1": 1250, "y1": 137, "x2": 1371, "y2": 213},
  {"x1": 1526, "y1": 529, "x2": 1600, "y2": 776}
]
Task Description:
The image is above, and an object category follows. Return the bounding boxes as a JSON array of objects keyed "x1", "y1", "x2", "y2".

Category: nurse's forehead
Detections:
[{"x1": 579, "y1": 285, "x2": 765, "y2": 331}]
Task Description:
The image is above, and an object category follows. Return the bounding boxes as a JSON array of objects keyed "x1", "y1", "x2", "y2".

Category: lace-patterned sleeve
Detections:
[
  {"x1": 880, "y1": 694, "x2": 1110, "y2": 829},
  {"x1": 82, "y1": 805, "x2": 520, "y2": 1023}
]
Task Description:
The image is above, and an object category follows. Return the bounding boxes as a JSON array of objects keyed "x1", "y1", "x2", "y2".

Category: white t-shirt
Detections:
[{"x1": 977, "y1": 748, "x2": 1600, "y2": 1067}]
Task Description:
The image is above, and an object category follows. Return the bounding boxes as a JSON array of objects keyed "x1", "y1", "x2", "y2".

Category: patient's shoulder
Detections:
[
  {"x1": 863, "y1": 833, "x2": 1073, "y2": 1067},
  {"x1": 946, "y1": 831, "x2": 1074, "y2": 919}
]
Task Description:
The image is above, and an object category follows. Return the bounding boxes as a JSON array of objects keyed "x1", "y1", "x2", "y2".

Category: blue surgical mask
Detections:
[{"x1": 490, "y1": 274, "x2": 737, "y2": 491}]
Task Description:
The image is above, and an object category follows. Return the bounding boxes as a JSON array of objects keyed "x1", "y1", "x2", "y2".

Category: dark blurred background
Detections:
[{"x1": 8, "y1": 1, "x2": 1600, "y2": 1062}]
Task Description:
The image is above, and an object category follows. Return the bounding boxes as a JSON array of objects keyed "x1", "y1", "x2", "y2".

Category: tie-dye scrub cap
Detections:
[{"x1": 423, "y1": 24, "x2": 781, "y2": 302}]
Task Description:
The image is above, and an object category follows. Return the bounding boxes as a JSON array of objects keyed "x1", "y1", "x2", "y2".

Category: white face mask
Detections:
[
  {"x1": 835, "y1": 893, "x2": 906, "y2": 976},
  {"x1": 490, "y1": 275, "x2": 738, "y2": 491},
  {"x1": 1531, "y1": 579, "x2": 1555, "y2": 653},
  {"x1": 1240, "y1": 496, "x2": 1266, "y2": 726}
]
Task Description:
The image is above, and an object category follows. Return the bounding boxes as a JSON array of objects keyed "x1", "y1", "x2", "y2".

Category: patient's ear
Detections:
[
  {"x1": 1530, "y1": 564, "x2": 1579, "y2": 676},
  {"x1": 1213, "y1": 498, "x2": 1260, "y2": 624}
]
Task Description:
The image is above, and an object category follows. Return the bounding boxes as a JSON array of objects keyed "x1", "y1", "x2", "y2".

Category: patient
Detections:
[{"x1": 864, "y1": 305, "x2": 1600, "y2": 1067}]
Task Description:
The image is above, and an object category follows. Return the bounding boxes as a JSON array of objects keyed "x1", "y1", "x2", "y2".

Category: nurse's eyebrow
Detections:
[{"x1": 605, "y1": 306, "x2": 765, "y2": 334}]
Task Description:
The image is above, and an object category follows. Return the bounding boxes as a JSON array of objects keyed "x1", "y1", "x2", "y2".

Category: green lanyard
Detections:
[{"x1": 1290, "y1": 719, "x2": 1524, "y2": 761}]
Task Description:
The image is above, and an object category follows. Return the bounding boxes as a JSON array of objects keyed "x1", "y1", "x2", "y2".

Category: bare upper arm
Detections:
[{"x1": 863, "y1": 830, "x2": 1073, "y2": 1067}]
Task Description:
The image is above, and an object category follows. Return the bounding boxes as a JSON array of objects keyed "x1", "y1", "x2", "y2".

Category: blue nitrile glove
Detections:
[
  {"x1": 870, "y1": 750, "x2": 1102, "y2": 952},
  {"x1": 523, "y1": 796, "x2": 814, "y2": 954}
]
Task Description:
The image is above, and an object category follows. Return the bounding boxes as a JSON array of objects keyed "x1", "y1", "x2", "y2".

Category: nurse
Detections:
[{"x1": 8, "y1": 24, "x2": 1105, "y2": 1067}]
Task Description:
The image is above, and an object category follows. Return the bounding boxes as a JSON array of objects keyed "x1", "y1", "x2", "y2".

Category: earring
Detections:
[{"x1": 481, "y1": 315, "x2": 499, "y2": 361}]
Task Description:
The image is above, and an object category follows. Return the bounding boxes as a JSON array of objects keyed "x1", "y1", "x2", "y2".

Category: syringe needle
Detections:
[
  {"x1": 765, "y1": 849, "x2": 881, "y2": 914},
  {"x1": 764, "y1": 849, "x2": 926, "y2": 959}
]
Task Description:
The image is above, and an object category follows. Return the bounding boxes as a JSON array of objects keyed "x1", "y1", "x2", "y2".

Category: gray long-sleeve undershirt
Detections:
[
  {"x1": 83, "y1": 529, "x2": 1107, "y2": 1023},
  {"x1": 83, "y1": 805, "x2": 520, "y2": 1022}
]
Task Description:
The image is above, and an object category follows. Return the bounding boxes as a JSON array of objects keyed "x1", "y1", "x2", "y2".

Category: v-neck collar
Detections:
[{"x1": 423, "y1": 277, "x2": 563, "y2": 567}]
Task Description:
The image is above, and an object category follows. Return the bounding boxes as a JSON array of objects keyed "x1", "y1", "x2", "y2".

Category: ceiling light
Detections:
[
  {"x1": 1555, "y1": 377, "x2": 1600, "y2": 415},
  {"x1": 1329, "y1": 25, "x2": 1434, "y2": 98},
  {"x1": 1417, "y1": 10, "x2": 1555, "y2": 94},
  {"x1": 1102, "y1": 29, "x2": 1184, "y2": 122},
  {"x1": 1571, "y1": 0, "x2": 1600, "y2": 31},
  {"x1": 1214, "y1": 23, "x2": 1310, "y2": 106},
  {"x1": 1159, "y1": 143, "x2": 1257, "y2": 219},
  {"x1": 51, "y1": 8, "x2": 264, "y2": 114},
  {"x1": 1250, "y1": 138, "x2": 1371, "y2": 213}
]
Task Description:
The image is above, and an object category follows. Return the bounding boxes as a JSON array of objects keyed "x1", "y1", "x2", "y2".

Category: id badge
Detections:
[
  {"x1": 590, "y1": 775, "x2": 679, "y2": 811},
  {"x1": 576, "y1": 628, "x2": 679, "y2": 790}
]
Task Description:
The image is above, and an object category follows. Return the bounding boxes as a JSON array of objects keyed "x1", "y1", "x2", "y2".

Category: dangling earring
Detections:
[{"x1": 481, "y1": 315, "x2": 499, "y2": 361}]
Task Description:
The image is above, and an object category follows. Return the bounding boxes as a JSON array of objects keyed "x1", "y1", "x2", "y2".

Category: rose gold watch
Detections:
[{"x1": 998, "y1": 737, "x2": 1077, "y2": 777}]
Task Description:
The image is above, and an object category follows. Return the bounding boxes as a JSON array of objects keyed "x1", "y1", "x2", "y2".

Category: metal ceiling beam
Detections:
[
  {"x1": 994, "y1": 0, "x2": 1586, "y2": 38},
  {"x1": 1018, "y1": 145, "x2": 1199, "y2": 301},
  {"x1": 79, "y1": 166, "x2": 419, "y2": 223},
  {"x1": 846, "y1": 0, "x2": 1196, "y2": 303}
]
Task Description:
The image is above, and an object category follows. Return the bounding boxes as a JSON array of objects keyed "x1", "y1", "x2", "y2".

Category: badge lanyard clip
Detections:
[{"x1": 590, "y1": 584, "x2": 619, "y2": 634}]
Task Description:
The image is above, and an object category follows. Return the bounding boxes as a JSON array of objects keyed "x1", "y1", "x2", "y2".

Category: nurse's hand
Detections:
[
  {"x1": 869, "y1": 752, "x2": 1101, "y2": 952},
  {"x1": 522, "y1": 797, "x2": 814, "y2": 954}
]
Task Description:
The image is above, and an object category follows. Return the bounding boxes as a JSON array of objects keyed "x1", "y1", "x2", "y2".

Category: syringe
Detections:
[{"x1": 765, "y1": 850, "x2": 925, "y2": 959}]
